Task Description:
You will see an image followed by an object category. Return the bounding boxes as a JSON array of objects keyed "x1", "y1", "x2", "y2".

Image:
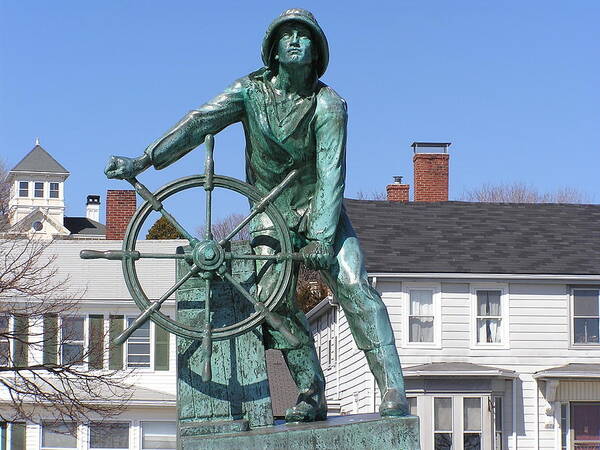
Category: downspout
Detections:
[
  {"x1": 513, "y1": 377, "x2": 518, "y2": 450},
  {"x1": 535, "y1": 379, "x2": 539, "y2": 450}
]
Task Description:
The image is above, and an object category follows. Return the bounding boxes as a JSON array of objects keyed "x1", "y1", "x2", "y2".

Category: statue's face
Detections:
[{"x1": 276, "y1": 23, "x2": 314, "y2": 67}]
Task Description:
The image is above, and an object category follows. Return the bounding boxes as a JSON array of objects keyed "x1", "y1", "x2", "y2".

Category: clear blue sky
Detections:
[{"x1": 1, "y1": 1, "x2": 599, "y2": 229}]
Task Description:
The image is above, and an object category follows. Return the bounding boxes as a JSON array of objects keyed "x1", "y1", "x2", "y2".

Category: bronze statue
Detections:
[{"x1": 105, "y1": 8, "x2": 408, "y2": 422}]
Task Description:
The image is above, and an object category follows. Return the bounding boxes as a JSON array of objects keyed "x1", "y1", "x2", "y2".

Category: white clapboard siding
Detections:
[{"x1": 308, "y1": 277, "x2": 600, "y2": 450}]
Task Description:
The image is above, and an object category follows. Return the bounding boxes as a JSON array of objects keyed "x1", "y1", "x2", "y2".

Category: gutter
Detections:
[{"x1": 368, "y1": 272, "x2": 600, "y2": 282}]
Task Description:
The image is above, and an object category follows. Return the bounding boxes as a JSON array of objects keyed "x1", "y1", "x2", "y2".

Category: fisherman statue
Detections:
[{"x1": 105, "y1": 8, "x2": 409, "y2": 422}]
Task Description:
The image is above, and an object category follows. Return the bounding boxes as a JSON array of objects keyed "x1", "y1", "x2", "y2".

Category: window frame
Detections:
[
  {"x1": 18, "y1": 181, "x2": 29, "y2": 197},
  {"x1": 570, "y1": 288, "x2": 600, "y2": 346},
  {"x1": 125, "y1": 315, "x2": 152, "y2": 369},
  {"x1": 0, "y1": 315, "x2": 9, "y2": 367},
  {"x1": 60, "y1": 315, "x2": 86, "y2": 367},
  {"x1": 402, "y1": 282, "x2": 441, "y2": 349},
  {"x1": 88, "y1": 421, "x2": 131, "y2": 450},
  {"x1": 49, "y1": 182, "x2": 60, "y2": 199},
  {"x1": 139, "y1": 420, "x2": 177, "y2": 450},
  {"x1": 39, "y1": 421, "x2": 78, "y2": 450},
  {"x1": 470, "y1": 283, "x2": 510, "y2": 349},
  {"x1": 34, "y1": 181, "x2": 45, "y2": 198},
  {"x1": 433, "y1": 396, "x2": 453, "y2": 449},
  {"x1": 463, "y1": 397, "x2": 483, "y2": 449}
]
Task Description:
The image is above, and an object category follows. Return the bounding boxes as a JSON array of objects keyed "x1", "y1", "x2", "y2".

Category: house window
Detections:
[
  {"x1": 572, "y1": 289, "x2": 600, "y2": 344},
  {"x1": 49, "y1": 182, "x2": 59, "y2": 199},
  {"x1": 571, "y1": 403, "x2": 600, "y2": 449},
  {"x1": 34, "y1": 182, "x2": 44, "y2": 198},
  {"x1": 409, "y1": 289, "x2": 434, "y2": 343},
  {"x1": 0, "y1": 316, "x2": 8, "y2": 367},
  {"x1": 141, "y1": 421, "x2": 176, "y2": 449},
  {"x1": 434, "y1": 397, "x2": 453, "y2": 449},
  {"x1": 41, "y1": 422, "x2": 77, "y2": 449},
  {"x1": 89, "y1": 422, "x2": 129, "y2": 449},
  {"x1": 476, "y1": 290, "x2": 502, "y2": 343},
  {"x1": 61, "y1": 316, "x2": 85, "y2": 365},
  {"x1": 127, "y1": 317, "x2": 150, "y2": 368},
  {"x1": 19, "y1": 181, "x2": 29, "y2": 197},
  {"x1": 463, "y1": 397, "x2": 482, "y2": 449},
  {"x1": 408, "y1": 397, "x2": 417, "y2": 415},
  {"x1": 560, "y1": 403, "x2": 569, "y2": 450},
  {"x1": 494, "y1": 397, "x2": 503, "y2": 450}
]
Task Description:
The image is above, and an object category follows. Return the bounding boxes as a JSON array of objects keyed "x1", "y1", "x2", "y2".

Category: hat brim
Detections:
[{"x1": 261, "y1": 13, "x2": 329, "y2": 78}]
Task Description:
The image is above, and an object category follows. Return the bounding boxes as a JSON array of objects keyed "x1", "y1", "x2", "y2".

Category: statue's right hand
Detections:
[{"x1": 104, "y1": 155, "x2": 136, "y2": 180}]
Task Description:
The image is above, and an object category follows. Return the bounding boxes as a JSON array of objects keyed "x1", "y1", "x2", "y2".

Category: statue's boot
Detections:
[
  {"x1": 365, "y1": 344, "x2": 410, "y2": 417},
  {"x1": 282, "y1": 344, "x2": 327, "y2": 422}
]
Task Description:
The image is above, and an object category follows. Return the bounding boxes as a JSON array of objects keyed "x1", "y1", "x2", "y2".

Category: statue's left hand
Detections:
[
  {"x1": 300, "y1": 241, "x2": 333, "y2": 270},
  {"x1": 105, "y1": 154, "x2": 150, "y2": 180}
]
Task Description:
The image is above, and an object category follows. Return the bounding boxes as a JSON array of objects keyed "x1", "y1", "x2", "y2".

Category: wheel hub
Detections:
[{"x1": 192, "y1": 240, "x2": 225, "y2": 271}]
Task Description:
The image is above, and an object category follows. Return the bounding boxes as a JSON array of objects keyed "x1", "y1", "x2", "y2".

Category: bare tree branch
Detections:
[{"x1": 460, "y1": 182, "x2": 591, "y2": 204}]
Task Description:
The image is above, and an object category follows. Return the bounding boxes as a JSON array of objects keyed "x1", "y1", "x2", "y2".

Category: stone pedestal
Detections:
[{"x1": 180, "y1": 414, "x2": 420, "y2": 449}]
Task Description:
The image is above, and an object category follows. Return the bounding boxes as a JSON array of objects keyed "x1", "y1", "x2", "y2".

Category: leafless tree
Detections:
[
  {"x1": 0, "y1": 164, "x2": 131, "y2": 426},
  {"x1": 460, "y1": 182, "x2": 590, "y2": 204},
  {"x1": 198, "y1": 213, "x2": 251, "y2": 242},
  {"x1": 353, "y1": 190, "x2": 387, "y2": 201}
]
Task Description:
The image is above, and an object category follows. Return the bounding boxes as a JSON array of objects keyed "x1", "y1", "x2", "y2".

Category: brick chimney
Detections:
[
  {"x1": 412, "y1": 142, "x2": 450, "y2": 202},
  {"x1": 106, "y1": 190, "x2": 136, "y2": 240},
  {"x1": 386, "y1": 176, "x2": 410, "y2": 202}
]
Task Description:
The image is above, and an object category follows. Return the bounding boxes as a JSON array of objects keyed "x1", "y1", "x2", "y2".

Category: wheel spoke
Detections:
[
  {"x1": 203, "y1": 135, "x2": 215, "y2": 241},
  {"x1": 224, "y1": 252, "x2": 302, "y2": 262},
  {"x1": 127, "y1": 177, "x2": 198, "y2": 245},
  {"x1": 80, "y1": 250, "x2": 187, "y2": 261},
  {"x1": 218, "y1": 169, "x2": 299, "y2": 246},
  {"x1": 219, "y1": 271, "x2": 258, "y2": 306}
]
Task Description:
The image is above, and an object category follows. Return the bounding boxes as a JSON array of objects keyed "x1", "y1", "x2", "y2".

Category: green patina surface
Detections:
[
  {"x1": 176, "y1": 241, "x2": 273, "y2": 432},
  {"x1": 181, "y1": 414, "x2": 420, "y2": 450}
]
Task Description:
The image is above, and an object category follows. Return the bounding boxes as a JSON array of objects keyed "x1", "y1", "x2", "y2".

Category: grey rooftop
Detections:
[
  {"x1": 344, "y1": 199, "x2": 600, "y2": 275},
  {"x1": 10, "y1": 144, "x2": 69, "y2": 174},
  {"x1": 404, "y1": 361, "x2": 517, "y2": 378},
  {"x1": 534, "y1": 363, "x2": 600, "y2": 379}
]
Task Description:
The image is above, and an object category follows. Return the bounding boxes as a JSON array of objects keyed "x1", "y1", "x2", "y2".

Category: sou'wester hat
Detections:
[{"x1": 261, "y1": 8, "x2": 329, "y2": 78}]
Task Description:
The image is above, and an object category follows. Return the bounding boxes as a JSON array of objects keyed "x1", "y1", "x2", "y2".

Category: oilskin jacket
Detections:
[{"x1": 144, "y1": 68, "x2": 347, "y2": 246}]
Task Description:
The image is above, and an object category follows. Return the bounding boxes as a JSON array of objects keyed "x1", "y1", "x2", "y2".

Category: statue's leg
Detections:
[
  {"x1": 251, "y1": 233, "x2": 327, "y2": 422},
  {"x1": 320, "y1": 210, "x2": 409, "y2": 417}
]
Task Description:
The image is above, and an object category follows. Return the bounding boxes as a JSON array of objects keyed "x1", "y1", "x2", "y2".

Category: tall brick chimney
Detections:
[
  {"x1": 386, "y1": 176, "x2": 410, "y2": 202},
  {"x1": 412, "y1": 142, "x2": 450, "y2": 202},
  {"x1": 106, "y1": 190, "x2": 136, "y2": 240}
]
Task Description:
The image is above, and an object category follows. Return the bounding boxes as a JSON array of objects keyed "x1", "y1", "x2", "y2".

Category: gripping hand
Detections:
[
  {"x1": 300, "y1": 241, "x2": 333, "y2": 270},
  {"x1": 105, "y1": 154, "x2": 151, "y2": 180}
]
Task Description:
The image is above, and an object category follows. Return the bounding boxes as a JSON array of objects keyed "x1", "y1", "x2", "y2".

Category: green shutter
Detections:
[
  {"x1": 9, "y1": 422, "x2": 25, "y2": 450},
  {"x1": 88, "y1": 315, "x2": 104, "y2": 369},
  {"x1": 43, "y1": 315, "x2": 58, "y2": 365},
  {"x1": 108, "y1": 315, "x2": 123, "y2": 370},
  {"x1": 13, "y1": 316, "x2": 28, "y2": 367},
  {"x1": 154, "y1": 324, "x2": 169, "y2": 371}
]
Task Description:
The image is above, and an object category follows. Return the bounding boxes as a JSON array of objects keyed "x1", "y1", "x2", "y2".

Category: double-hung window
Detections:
[
  {"x1": 34, "y1": 182, "x2": 44, "y2": 198},
  {"x1": 49, "y1": 182, "x2": 59, "y2": 199},
  {"x1": 572, "y1": 289, "x2": 600, "y2": 344},
  {"x1": 403, "y1": 283, "x2": 440, "y2": 347},
  {"x1": 434, "y1": 397, "x2": 453, "y2": 449},
  {"x1": 471, "y1": 284, "x2": 508, "y2": 348},
  {"x1": 141, "y1": 421, "x2": 176, "y2": 449},
  {"x1": 89, "y1": 422, "x2": 129, "y2": 449},
  {"x1": 0, "y1": 316, "x2": 8, "y2": 367},
  {"x1": 19, "y1": 181, "x2": 29, "y2": 197},
  {"x1": 463, "y1": 397, "x2": 482, "y2": 449},
  {"x1": 126, "y1": 317, "x2": 151, "y2": 368},
  {"x1": 61, "y1": 316, "x2": 85, "y2": 365},
  {"x1": 41, "y1": 422, "x2": 77, "y2": 449}
]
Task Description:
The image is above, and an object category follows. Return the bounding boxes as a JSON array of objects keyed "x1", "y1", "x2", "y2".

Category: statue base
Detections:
[{"x1": 180, "y1": 414, "x2": 420, "y2": 449}]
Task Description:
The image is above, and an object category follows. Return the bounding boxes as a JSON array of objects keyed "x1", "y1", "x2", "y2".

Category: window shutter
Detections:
[
  {"x1": 10, "y1": 422, "x2": 26, "y2": 450},
  {"x1": 108, "y1": 315, "x2": 123, "y2": 370},
  {"x1": 43, "y1": 314, "x2": 58, "y2": 365},
  {"x1": 89, "y1": 315, "x2": 104, "y2": 369},
  {"x1": 13, "y1": 316, "x2": 28, "y2": 367},
  {"x1": 154, "y1": 324, "x2": 169, "y2": 371}
]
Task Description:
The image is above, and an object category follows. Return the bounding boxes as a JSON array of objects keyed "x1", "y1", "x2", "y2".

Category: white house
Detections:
[{"x1": 307, "y1": 146, "x2": 600, "y2": 450}]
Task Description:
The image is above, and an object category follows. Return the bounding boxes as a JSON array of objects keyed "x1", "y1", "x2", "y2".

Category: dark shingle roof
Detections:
[
  {"x1": 63, "y1": 217, "x2": 106, "y2": 236},
  {"x1": 10, "y1": 145, "x2": 69, "y2": 174},
  {"x1": 344, "y1": 199, "x2": 600, "y2": 275}
]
